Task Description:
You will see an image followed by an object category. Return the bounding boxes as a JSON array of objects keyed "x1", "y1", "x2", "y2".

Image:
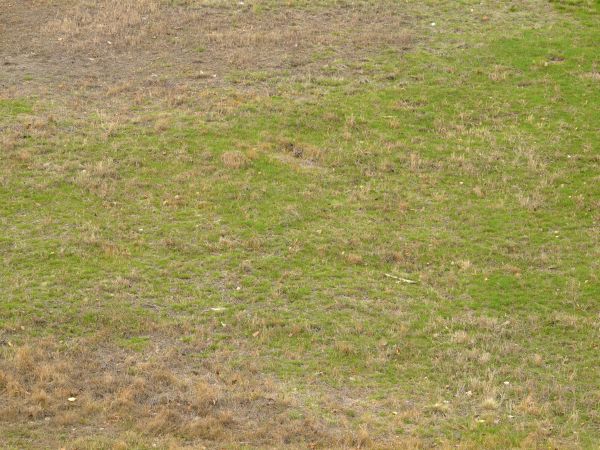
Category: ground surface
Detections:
[{"x1": 1, "y1": 0, "x2": 599, "y2": 448}]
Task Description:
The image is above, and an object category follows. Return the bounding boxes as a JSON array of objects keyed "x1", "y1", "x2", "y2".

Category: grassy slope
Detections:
[{"x1": 1, "y1": 0, "x2": 599, "y2": 448}]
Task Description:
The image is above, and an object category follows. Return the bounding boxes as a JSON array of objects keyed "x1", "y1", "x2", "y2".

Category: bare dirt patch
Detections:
[{"x1": 1, "y1": 0, "x2": 414, "y2": 112}]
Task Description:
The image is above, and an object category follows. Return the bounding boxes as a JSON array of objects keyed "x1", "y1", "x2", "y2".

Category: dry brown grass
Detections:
[
  {"x1": 43, "y1": 0, "x2": 161, "y2": 51},
  {"x1": 74, "y1": 158, "x2": 120, "y2": 197},
  {"x1": 582, "y1": 71, "x2": 600, "y2": 81},
  {"x1": 346, "y1": 253, "x2": 364, "y2": 265},
  {"x1": 221, "y1": 150, "x2": 250, "y2": 169},
  {"x1": 0, "y1": 337, "x2": 342, "y2": 448},
  {"x1": 1, "y1": 0, "x2": 414, "y2": 118}
]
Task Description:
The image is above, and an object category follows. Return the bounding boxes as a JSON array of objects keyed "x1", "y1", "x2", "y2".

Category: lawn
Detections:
[{"x1": 1, "y1": 0, "x2": 599, "y2": 448}]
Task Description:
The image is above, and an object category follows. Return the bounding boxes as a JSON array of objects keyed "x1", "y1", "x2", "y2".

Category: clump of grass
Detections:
[
  {"x1": 221, "y1": 151, "x2": 250, "y2": 169},
  {"x1": 346, "y1": 253, "x2": 364, "y2": 265},
  {"x1": 481, "y1": 396, "x2": 499, "y2": 410}
]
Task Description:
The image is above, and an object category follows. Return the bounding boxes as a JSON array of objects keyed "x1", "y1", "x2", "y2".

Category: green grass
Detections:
[{"x1": 1, "y1": 0, "x2": 599, "y2": 448}]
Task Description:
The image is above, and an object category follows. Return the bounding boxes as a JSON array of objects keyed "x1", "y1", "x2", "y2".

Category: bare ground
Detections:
[{"x1": 1, "y1": 0, "x2": 413, "y2": 112}]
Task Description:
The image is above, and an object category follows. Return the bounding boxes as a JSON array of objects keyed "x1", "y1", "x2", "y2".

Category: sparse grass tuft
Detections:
[{"x1": 221, "y1": 150, "x2": 250, "y2": 169}]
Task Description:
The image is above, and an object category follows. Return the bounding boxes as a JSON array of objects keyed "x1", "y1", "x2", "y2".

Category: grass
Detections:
[{"x1": 1, "y1": 0, "x2": 599, "y2": 448}]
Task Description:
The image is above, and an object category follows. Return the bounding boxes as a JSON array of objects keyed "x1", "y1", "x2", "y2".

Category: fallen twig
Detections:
[{"x1": 384, "y1": 273, "x2": 417, "y2": 284}]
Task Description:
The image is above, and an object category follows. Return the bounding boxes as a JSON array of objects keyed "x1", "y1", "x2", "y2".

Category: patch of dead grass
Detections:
[
  {"x1": 0, "y1": 337, "x2": 339, "y2": 447},
  {"x1": 1, "y1": 0, "x2": 415, "y2": 116},
  {"x1": 221, "y1": 150, "x2": 250, "y2": 169},
  {"x1": 43, "y1": 0, "x2": 161, "y2": 51},
  {"x1": 346, "y1": 253, "x2": 364, "y2": 265}
]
